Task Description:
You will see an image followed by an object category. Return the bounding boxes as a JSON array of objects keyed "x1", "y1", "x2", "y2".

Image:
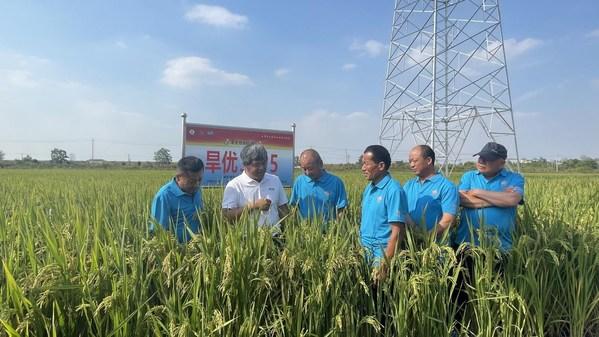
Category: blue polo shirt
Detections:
[
  {"x1": 404, "y1": 173, "x2": 458, "y2": 231},
  {"x1": 289, "y1": 171, "x2": 348, "y2": 224},
  {"x1": 456, "y1": 169, "x2": 524, "y2": 251},
  {"x1": 150, "y1": 178, "x2": 203, "y2": 243},
  {"x1": 360, "y1": 173, "x2": 407, "y2": 260}
]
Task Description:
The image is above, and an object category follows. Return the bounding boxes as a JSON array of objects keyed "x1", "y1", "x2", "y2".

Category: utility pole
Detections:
[
  {"x1": 181, "y1": 113, "x2": 187, "y2": 158},
  {"x1": 291, "y1": 123, "x2": 297, "y2": 168}
]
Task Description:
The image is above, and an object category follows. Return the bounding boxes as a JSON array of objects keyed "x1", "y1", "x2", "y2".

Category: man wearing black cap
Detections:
[{"x1": 455, "y1": 142, "x2": 525, "y2": 251}]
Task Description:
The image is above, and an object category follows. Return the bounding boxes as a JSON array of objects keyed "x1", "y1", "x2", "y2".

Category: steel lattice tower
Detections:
[{"x1": 379, "y1": 0, "x2": 520, "y2": 175}]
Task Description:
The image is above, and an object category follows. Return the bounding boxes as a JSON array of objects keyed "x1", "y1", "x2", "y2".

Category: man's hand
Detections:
[
  {"x1": 467, "y1": 188, "x2": 522, "y2": 208},
  {"x1": 252, "y1": 198, "x2": 272, "y2": 211},
  {"x1": 459, "y1": 190, "x2": 491, "y2": 209},
  {"x1": 373, "y1": 261, "x2": 388, "y2": 284}
]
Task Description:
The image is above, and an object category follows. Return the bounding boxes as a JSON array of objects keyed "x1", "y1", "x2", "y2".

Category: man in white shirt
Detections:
[{"x1": 222, "y1": 143, "x2": 289, "y2": 228}]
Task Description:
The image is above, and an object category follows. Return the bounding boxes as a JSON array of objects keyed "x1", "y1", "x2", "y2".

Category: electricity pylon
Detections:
[{"x1": 379, "y1": 0, "x2": 520, "y2": 175}]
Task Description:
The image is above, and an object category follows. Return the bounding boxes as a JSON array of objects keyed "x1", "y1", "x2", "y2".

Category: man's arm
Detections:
[
  {"x1": 384, "y1": 222, "x2": 405, "y2": 258},
  {"x1": 277, "y1": 203, "x2": 290, "y2": 219},
  {"x1": 460, "y1": 190, "x2": 491, "y2": 209},
  {"x1": 435, "y1": 213, "x2": 456, "y2": 237},
  {"x1": 336, "y1": 179, "x2": 348, "y2": 219},
  {"x1": 404, "y1": 213, "x2": 416, "y2": 228},
  {"x1": 436, "y1": 182, "x2": 458, "y2": 235},
  {"x1": 222, "y1": 199, "x2": 271, "y2": 221},
  {"x1": 150, "y1": 193, "x2": 171, "y2": 233},
  {"x1": 469, "y1": 188, "x2": 522, "y2": 208}
]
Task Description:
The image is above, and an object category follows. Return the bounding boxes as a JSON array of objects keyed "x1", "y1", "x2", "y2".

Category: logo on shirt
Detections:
[
  {"x1": 431, "y1": 189, "x2": 439, "y2": 197},
  {"x1": 377, "y1": 196, "x2": 383, "y2": 203},
  {"x1": 501, "y1": 180, "x2": 508, "y2": 187},
  {"x1": 268, "y1": 187, "x2": 275, "y2": 191}
]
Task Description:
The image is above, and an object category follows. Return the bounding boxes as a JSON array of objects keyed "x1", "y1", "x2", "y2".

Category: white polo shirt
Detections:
[{"x1": 222, "y1": 171, "x2": 288, "y2": 227}]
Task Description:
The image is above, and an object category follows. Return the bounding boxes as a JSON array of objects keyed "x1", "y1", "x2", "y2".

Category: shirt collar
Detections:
[
  {"x1": 476, "y1": 168, "x2": 508, "y2": 179},
  {"x1": 418, "y1": 172, "x2": 442, "y2": 183},
  {"x1": 371, "y1": 172, "x2": 392, "y2": 189},
  {"x1": 306, "y1": 170, "x2": 329, "y2": 183},
  {"x1": 241, "y1": 170, "x2": 262, "y2": 185},
  {"x1": 168, "y1": 178, "x2": 187, "y2": 197}
]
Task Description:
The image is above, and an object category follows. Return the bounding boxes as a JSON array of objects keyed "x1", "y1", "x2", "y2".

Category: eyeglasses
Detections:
[{"x1": 248, "y1": 161, "x2": 266, "y2": 169}]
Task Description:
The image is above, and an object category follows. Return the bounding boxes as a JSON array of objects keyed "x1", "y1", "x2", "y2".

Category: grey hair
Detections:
[{"x1": 240, "y1": 142, "x2": 268, "y2": 166}]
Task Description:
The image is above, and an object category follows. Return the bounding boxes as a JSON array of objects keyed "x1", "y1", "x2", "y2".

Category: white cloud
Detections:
[
  {"x1": 0, "y1": 52, "x2": 56, "y2": 89},
  {"x1": 350, "y1": 39, "x2": 386, "y2": 57},
  {"x1": 515, "y1": 89, "x2": 543, "y2": 103},
  {"x1": 185, "y1": 4, "x2": 248, "y2": 29},
  {"x1": 503, "y1": 38, "x2": 542, "y2": 58},
  {"x1": 2, "y1": 69, "x2": 39, "y2": 88},
  {"x1": 342, "y1": 63, "x2": 356, "y2": 71},
  {"x1": 115, "y1": 40, "x2": 128, "y2": 49},
  {"x1": 471, "y1": 38, "x2": 541, "y2": 62},
  {"x1": 161, "y1": 56, "x2": 252, "y2": 88},
  {"x1": 514, "y1": 111, "x2": 540, "y2": 119},
  {"x1": 0, "y1": 51, "x2": 174, "y2": 161},
  {"x1": 406, "y1": 45, "x2": 433, "y2": 65},
  {"x1": 586, "y1": 29, "x2": 599, "y2": 38},
  {"x1": 1, "y1": 51, "x2": 50, "y2": 68},
  {"x1": 274, "y1": 68, "x2": 290, "y2": 77}
]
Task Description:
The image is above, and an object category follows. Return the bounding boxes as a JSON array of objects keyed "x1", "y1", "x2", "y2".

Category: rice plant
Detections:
[{"x1": 1, "y1": 169, "x2": 598, "y2": 337}]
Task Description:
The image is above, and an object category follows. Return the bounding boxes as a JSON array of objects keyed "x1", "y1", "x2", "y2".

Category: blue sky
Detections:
[{"x1": 1, "y1": 1, "x2": 598, "y2": 163}]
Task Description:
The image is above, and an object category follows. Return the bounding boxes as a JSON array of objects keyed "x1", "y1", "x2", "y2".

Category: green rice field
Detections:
[{"x1": 1, "y1": 169, "x2": 598, "y2": 337}]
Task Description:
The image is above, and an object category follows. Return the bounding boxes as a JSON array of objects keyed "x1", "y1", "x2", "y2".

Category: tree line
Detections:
[{"x1": 1, "y1": 148, "x2": 598, "y2": 172}]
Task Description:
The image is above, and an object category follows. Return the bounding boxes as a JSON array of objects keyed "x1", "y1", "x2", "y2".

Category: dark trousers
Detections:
[{"x1": 452, "y1": 246, "x2": 507, "y2": 331}]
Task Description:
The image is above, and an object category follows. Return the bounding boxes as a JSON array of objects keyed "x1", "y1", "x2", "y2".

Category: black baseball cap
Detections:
[{"x1": 473, "y1": 142, "x2": 507, "y2": 160}]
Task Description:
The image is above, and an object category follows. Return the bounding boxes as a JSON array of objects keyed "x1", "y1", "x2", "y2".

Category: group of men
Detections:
[{"x1": 150, "y1": 141, "x2": 524, "y2": 266}]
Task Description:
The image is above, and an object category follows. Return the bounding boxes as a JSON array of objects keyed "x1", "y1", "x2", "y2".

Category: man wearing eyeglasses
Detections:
[{"x1": 222, "y1": 142, "x2": 289, "y2": 229}]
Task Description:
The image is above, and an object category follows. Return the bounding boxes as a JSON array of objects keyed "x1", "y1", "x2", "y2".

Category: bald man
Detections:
[{"x1": 289, "y1": 149, "x2": 347, "y2": 231}]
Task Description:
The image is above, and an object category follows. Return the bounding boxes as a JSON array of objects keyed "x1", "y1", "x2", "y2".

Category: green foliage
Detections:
[
  {"x1": 0, "y1": 169, "x2": 598, "y2": 337},
  {"x1": 50, "y1": 148, "x2": 69, "y2": 164},
  {"x1": 153, "y1": 148, "x2": 172, "y2": 164}
]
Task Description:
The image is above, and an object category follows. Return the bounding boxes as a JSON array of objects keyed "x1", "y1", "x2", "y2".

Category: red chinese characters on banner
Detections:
[
  {"x1": 205, "y1": 150, "x2": 279, "y2": 174},
  {"x1": 222, "y1": 151, "x2": 238, "y2": 173},
  {"x1": 206, "y1": 150, "x2": 221, "y2": 173}
]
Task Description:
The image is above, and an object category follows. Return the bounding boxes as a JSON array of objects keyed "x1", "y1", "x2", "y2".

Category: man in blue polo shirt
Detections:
[
  {"x1": 360, "y1": 144, "x2": 407, "y2": 268},
  {"x1": 404, "y1": 145, "x2": 458, "y2": 240},
  {"x1": 456, "y1": 142, "x2": 524, "y2": 251},
  {"x1": 289, "y1": 149, "x2": 347, "y2": 231},
  {"x1": 150, "y1": 156, "x2": 204, "y2": 243}
]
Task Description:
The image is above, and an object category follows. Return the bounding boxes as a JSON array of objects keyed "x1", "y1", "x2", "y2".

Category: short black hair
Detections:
[
  {"x1": 364, "y1": 145, "x2": 391, "y2": 171},
  {"x1": 416, "y1": 145, "x2": 435, "y2": 165},
  {"x1": 177, "y1": 156, "x2": 204, "y2": 175}
]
